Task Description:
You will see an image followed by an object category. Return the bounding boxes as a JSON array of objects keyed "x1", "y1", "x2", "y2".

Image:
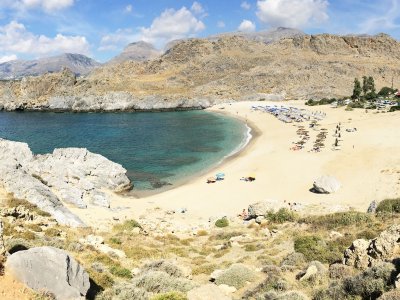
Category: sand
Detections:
[{"x1": 70, "y1": 101, "x2": 400, "y2": 229}]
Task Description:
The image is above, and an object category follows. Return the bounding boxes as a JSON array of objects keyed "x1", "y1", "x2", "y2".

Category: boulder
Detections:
[
  {"x1": 344, "y1": 225, "x2": 400, "y2": 269},
  {"x1": 367, "y1": 200, "x2": 378, "y2": 213},
  {"x1": 188, "y1": 284, "x2": 231, "y2": 300},
  {"x1": 313, "y1": 176, "x2": 341, "y2": 194},
  {"x1": 6, "y1": 247, "x2": 90, "y2": 300},
  {"x1": 248, "y1": 199, "x2": 285, "y2": 217}
]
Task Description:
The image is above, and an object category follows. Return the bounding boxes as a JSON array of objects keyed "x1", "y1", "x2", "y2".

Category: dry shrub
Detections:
[{"x1": 214, "y1": 263, "x2": 256, "y2": 289}]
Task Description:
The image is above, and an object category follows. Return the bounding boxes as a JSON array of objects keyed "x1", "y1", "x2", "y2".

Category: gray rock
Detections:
[
  {"x1": 6, "y1": 247, "x2": 90, "y2": 300},
  {"x1": 248, "y1": 199, "x2": 285, "y2": 217},
  {"x1": 367, "y1": 200, "x2": 378, "y2": 213},
  {"x1": 313, "y1": 175, "x2": 341, "y2": 194},
  {"x1": 344, "y1": 225, "x2": 400, "y2": 269}
]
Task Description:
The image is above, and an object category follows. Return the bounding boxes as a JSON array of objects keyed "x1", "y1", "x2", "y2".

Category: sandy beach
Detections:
[{"x1": 70, "y1": 101, "x2": 400, "y2": 230}]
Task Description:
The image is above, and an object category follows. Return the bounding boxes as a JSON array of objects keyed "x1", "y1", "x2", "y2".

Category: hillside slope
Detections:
[{"x1": 0, "y1": 32, "x2": 399, "y2": 111}]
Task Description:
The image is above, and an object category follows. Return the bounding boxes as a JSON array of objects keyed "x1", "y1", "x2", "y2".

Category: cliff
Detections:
[{"x1": 0, "y1": 32, "x2": 399, "y2": 111}]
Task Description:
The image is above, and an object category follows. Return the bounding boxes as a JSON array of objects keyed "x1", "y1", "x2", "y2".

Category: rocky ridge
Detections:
[
  {"x1": 0, "y1": 53, "x2": 101, "y2": 80},
  {"x1": 0, "y1": 138, "x2": 131, "y2": 227},
  {"x1": 0, "y1": 32, "x2": 399, "y2": 111}
]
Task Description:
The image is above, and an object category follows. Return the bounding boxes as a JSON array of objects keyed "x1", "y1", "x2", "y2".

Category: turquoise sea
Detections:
[{"x1": 0, "y1": 111, "x2": 249, "y2": 190}]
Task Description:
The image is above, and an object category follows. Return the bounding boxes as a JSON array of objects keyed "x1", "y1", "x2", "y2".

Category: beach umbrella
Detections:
[
  {"x1": 216, "y1": 173, "x2": 225, "y2": 177},
  {"x1": 207, "y1": 177, "x2": 216, "y2": 183}
]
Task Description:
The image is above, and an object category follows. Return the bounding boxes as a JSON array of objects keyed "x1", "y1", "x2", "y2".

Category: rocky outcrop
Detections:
[
  {"x1": 0, "y1": 138, "x2": 131, "y2": 226},
  {"x1": 247, "y1": 200, "x2": 285, "y2": 218},
  {"x1": 344, "y1": 225, "x2": 400, "y2": 269},
  {"x1": 313, "y1": 176, "x2": 341, "y2": 194},
  {"x1": 6, "y1": 246, "x2": 90, "y2": 299}
]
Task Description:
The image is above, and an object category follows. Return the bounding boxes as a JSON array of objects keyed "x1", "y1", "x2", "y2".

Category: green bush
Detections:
[
  {"x1": 215, "y1": 217, "x2": 229, "y2": 228},
  {"x1": 109, "y1": 265, "x2": 132, "y2": 279},
  {"x1": 214, "y1": 263, "x2": 256, "y2": 289},
  {"x1": 151, "y1": 291, "x2": 188, "y2": 300},
  {"x1": 266, "y1": 208, "x2": 298, "y2": 223},
  {"x1": 389, "y1": 105, "x2": 400, "y2": 112},
  {"x1": 376, "y1": 198, "x2": 400, "y2": 214},
  {"x1": 300, "y1": 211, "x2": 372, "y2": 230},
  {"x1": 294, "y1": 235, "x2": 350, "y2": 264}
]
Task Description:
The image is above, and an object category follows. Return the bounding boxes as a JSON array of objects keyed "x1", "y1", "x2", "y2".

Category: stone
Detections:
[
  {"x1": 255, "y1": 216, "x2": 265, "y2": 224},
  {"x1": 218, "y1": 284, "x2": 237, "y2": 295},
  {"x1": 344, "y1": 225, "x2": 400, "y2": 269},
  {"x1": 187, "y1": 284, "x2": 231, "y2": 300},
  {"x1": 343, "y1": 239, "x2": 370, "y2": 269},
  {"x1": 329, "y1": 231, "x2": 344, "y2": 239},
  {"x1": 6, "y1": 247, "x2": 90, "y2": 299},
  {"x1": 299, "y1": 265, "x2": 318, "y2": 281},
  {"x1": 367, "y1": 200, "x2": 378, "y2": 213},
  {"x1": 247, "y1": 199, "x2": 285, "y2": 218},
  {"x1": 313, "y1": 175, "x2": 341, "y2": 194}
]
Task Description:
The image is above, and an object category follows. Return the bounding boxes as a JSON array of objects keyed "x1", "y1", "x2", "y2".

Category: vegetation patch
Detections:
[
  {"x1": 109, "y1": 265, "x2": 132, "y2": 279},
  {"x1": 215, "y1": 217, "x2": 229, "y2": 228},
  {"x1": 300, "y1": 211, "x2": 372, "y2": 230},
  {"x1": 214, "y1": 263, "x2": 256, "y2": 289},
  {"x1": 150, "y1": 291, "x2": 188, "y2": 300},
  {"x1": 266, "y1": 208, "x2": 298, "y2": 223},
  {"x1": 376, "y1": 198, "x2": 400, "y2": 214}
]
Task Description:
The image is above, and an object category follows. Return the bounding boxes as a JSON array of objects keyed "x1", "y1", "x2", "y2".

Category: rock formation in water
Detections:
[
  {"x1": 0, "y1": 138, "x2": 131, "y2": 227},
  {"x1": 0, "y1": 30, "x2": 399, "y2": 111}
]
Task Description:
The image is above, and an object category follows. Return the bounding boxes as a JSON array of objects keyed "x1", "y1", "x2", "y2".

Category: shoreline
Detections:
[{"x1": 127, "y1": 110, "x2": 260, "y2": 199}]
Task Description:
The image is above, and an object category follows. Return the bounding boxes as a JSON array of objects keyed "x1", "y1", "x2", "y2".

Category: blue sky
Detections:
[{"x1": 0, "y1": 0, "x2": 399, "y2": 63}]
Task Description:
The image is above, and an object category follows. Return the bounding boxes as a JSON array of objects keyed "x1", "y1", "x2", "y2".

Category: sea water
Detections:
[{"x1": 0, "y1": 110, "x2": 249, "y2": 190}]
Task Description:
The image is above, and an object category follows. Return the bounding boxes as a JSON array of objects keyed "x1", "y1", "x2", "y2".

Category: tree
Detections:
[
  {"x1": 352, "y1": 78, "x2": 362, "y2": 100},
  {"x1": 378, "y1": 87, "x2": 394, "y2": 97},
  {"x1": 362, "y1": 76, "x2": 368, "y2": 96},
  {"x1": 368, "y1": 76, "x2": 376, "y2": 94}
]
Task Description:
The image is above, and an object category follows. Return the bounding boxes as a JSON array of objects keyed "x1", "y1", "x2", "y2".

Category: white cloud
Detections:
[
  {"x1": 99, "y1": 28, "x2": 139, "y2": 51},
  {"x1": 217, "y1": 21, "x2": 226, "y2": 28},
  {"x1": 191, "y1": 1, "x2": 204, "y2": 14},
  {"x1": 256, "y1": 0, "x2": 329, "y2": 29},
  {"x1": 238, "y1": 19, "x2": 256, "y2": 32},
  {"x1": 0, "y1": 21, "x2": 90, "y2": 57},
  {"x1": 14, "y1": 0, "x2": 74, "y2": 12},
  {"x1": 241, "y1": 1, "x2": 251, "y2": 10},
  {"x1": 140, "y1": 7, "x2": 205, "y2": 47},
  {"x1": 125, "y1": 4, "x2": 133, "y2": 13},
  {"x1": 0, "y1": 54, "x2": 17, "y2": 63},
  {"x1": 99, "y1": 6, "x2": 206, "y2": 51},
  {"x1": 359, "y1": 0, "x2": 400, "y2": 33}
]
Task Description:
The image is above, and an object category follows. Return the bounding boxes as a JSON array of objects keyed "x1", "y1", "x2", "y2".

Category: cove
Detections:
[{"x1": 0, "y1": 110, "x2": 249, "y2": 190}]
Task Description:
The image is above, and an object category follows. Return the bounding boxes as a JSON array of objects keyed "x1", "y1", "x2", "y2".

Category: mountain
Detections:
[
  {"x1": 209, "y1": 27, "x2": 306, "y2": 43},
  {"x1": 0, "y1": 53, "x2": 101, "y2": 79},
  {"x1": 0, "y1": 31, "x2": 399, "y2": 111},
  {"x1": 108, "y1": 41, "x2": 161, "y2": 64}
]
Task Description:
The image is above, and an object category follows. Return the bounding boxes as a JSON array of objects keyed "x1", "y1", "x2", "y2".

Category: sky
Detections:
[{"x1": 0, "y1": 0, "x2": 399, "y2": 63}]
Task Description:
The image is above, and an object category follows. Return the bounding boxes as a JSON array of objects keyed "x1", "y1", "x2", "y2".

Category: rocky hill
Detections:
[
  {"x1": 108, "y1": 41, "x2": 161, "y2": 64},
  {"x1": 0, "y1": 32, "x2": 399, "y2": 111},
  {"x1": 0, "y1": 53, "x2": 101, "y2": 79}
]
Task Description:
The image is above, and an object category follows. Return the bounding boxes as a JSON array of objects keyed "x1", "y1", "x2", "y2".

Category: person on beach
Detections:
[{"x1": 238, "y1": 209, "x2": 248, "y2": 220}]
